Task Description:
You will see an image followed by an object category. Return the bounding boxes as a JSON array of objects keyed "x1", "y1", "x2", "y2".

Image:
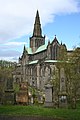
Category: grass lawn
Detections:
[{"x1": 0, "y1": 105, "x2": 80, "y2": 120}]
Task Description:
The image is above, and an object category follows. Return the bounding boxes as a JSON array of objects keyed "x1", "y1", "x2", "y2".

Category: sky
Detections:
[{"x1": 0, "y1": 0, "x2": 80, "y2": 62}]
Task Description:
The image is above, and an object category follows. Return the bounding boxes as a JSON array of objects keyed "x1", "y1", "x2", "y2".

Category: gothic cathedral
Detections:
[{"x1": 13, "y1": 10, "x2": 71, "y2": 97}]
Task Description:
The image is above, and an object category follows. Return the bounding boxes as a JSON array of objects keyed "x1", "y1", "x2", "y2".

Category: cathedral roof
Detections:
[
  {"x1": 27, "y1": 59, "x2": 68, "y2": 65},
  {"x1": 35, "y1": 44, "x2": 47, "y2": 53},
  {"x1": 29, "y1": 60, "x2": 38, "y2": 64},
  {"x1": 26, "y1": 44, "x2": 47, "y2": 55},
  {"x1": 45, "y1": 60, "x2": 62, "y2": 63},
  {"x1": 26, "y1": 48, "x2": 33, "y2": 54},
  {"x1": 45, "y1": 60, "x2": 58, "y2": 63},
  {"x1": 28, "y1": 59, "x2": 63, "y2": 65}
]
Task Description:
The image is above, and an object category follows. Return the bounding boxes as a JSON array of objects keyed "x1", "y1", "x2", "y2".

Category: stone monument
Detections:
[
  {"x1": 58, "y1": 93, "x2": 67, "y2": 108},
  {"x1": 4, "y1": 79, "x2": 14, "y2": 104},
  {"x1": 44, "y1": 83, "x2": 53, "y2": 107},
  {"x1": 58, "y1": 68, "x2": 68, "y2": 108},
  {"x1": 16, "y1": 82, "x2": 28, "y2": 105}
]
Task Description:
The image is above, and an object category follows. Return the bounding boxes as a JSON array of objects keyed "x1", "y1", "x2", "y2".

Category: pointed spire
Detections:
[
  {"x1": 23, "y1": 45, "x2": 28, "y2": 55},
  {"x1": 48, "y1": 40, "x2": 50, "y2": 45},
  {"x1": 33, "y1": 10, "x2": 42, "y2": 37},
  {"x1": 35, "y1": 10, "x2": 40, "y2": 24},
  {"x1": 23, "y1": 45, "x2": 27, "y2": 53},
  {"x1": 24, "y1": 45, "x2": 26, "y2": 51}
]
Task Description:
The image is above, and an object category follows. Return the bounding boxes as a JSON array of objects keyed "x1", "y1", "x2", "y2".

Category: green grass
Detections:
[{"x1": 0, "y1": 105, "x2": 80, "y2": 120}]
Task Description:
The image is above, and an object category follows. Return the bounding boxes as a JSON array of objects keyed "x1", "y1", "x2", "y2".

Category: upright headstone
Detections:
[
  {"x1": 44, "y1": 83, "x2": 53, "y2": 107},
  {"x1": 16, "y1": 82, "x2": 28, "y2": 105},
  {"x1": 58, "y1": 93, "x2": 67, "y2": 108},
  {"x1": 4, "y1": 79, "x2": 14, "y2": 104}
]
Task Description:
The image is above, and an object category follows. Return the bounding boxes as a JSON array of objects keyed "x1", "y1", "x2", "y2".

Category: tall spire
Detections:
[
  {"x1": 33, "y1": 10, "x2": 42, "y2": 37},
  {"x1": 24, "y1": 45, "x2": 26, "y2": 51}
]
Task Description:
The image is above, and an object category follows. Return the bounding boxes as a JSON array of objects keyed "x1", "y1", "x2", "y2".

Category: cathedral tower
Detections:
[{"x1": 30, "y1": 10, "x2": 45, "y2": 53}]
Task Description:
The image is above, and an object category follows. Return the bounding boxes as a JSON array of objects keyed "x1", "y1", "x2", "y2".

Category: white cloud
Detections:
[
  {"x1": 5, "y1": 42, "x2": 26, "y2": 46},
  {"x1": 0, "y1": 0, "x2": 80, "y2": 42}
]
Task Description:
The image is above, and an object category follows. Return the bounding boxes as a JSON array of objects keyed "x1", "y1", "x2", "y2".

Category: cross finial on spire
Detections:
[{"x1": 55, "y1": 35, "x2": 56, "y2": 38}]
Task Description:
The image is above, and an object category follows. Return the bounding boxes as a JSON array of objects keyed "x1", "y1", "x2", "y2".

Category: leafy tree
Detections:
[
  {"x1": 0, "y1": 61, "x2": 15, "y2": 92},
  {"x1": 67, "y1": 47, "x2": 80, "y2": 108}
]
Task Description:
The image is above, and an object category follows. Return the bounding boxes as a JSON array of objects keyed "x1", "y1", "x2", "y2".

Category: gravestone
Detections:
[
  {"x1": 58, "y1": 93, "x2": 67, "y2": 108},
  {"x1": 4, "y1": 79, "x2": 14, "y2": 104},
  {"x1": 59, "y1": 68, "x2": 68, "y2": 108},
  {"x1": 16, "y1": 82, "x2": 28, "y2": 105},
  {"x1": 44, "y1": 83, "x2": 53, "y2": 107}
]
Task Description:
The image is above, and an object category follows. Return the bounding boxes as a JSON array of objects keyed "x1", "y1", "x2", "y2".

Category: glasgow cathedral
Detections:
[{"x1": 13, "y1": 10, "x2": 70, "y2": 94}]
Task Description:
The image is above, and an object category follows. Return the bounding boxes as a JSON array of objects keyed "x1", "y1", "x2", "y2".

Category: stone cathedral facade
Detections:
[{"x1": 13, "y1": 10, "x2": 70, "y2": 97}]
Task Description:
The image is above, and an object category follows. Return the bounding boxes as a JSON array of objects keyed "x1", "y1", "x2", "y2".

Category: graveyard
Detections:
[
  {"x1": 0, "y1": 59, "x2": 80, "y2": 120},
  {"x1": 0, "y1": 71, "x2": 80, "y2": 120}
]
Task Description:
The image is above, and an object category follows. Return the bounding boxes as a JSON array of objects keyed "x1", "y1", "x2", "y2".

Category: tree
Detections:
[
  {"x1": 67, "y1": 47, "x2": 80, "y2": 108},
  {"x1": 0, "y1": 62, "x2": 15, "y2": 91}
]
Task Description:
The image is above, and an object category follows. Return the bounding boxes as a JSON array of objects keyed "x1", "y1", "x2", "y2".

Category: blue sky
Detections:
[
  {"x1": 44, "y1": 13, "x2": 80, "y2": 49},
  {"x1": 0, "y1": 0, "x2": 80, "y2": 62}
]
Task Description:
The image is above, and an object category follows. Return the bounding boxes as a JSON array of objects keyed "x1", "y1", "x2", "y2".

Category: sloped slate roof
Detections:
[
  {"x1": 26, "y1": 44, "x2": 47, "y2": 55},
  {"x1": 45, "y1": 60, "x2": 67, "y2": 63},
  {"x1": 26, "y1": 48, "x2": 33, "y2": 54},
  {"x1": 45, "y1": 60, "x2": 58, "y2": 63},
  {"x1": 35, "y1": 45, "x2": 47, "y2": 53},
  {"x1": 44, "y1": 60, "x2": 63, "y2": 63},
  {"x1": 29, "y1": 60, "x2": 38, "y2": 65}
]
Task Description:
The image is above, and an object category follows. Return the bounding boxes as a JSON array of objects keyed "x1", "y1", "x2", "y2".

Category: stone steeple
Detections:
[
  {"x1": 33, "y1": 10, "x2": 42, "y2": 37},
  {"x1": 30, "y1": 10, "x2": 45, "y2": 53},
  {"x1": 23, "y1": 45, "x2": 26, "y2": 51},
  {"x1": 23, "y1": 45, "x2": 27, "y2": 56}
]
